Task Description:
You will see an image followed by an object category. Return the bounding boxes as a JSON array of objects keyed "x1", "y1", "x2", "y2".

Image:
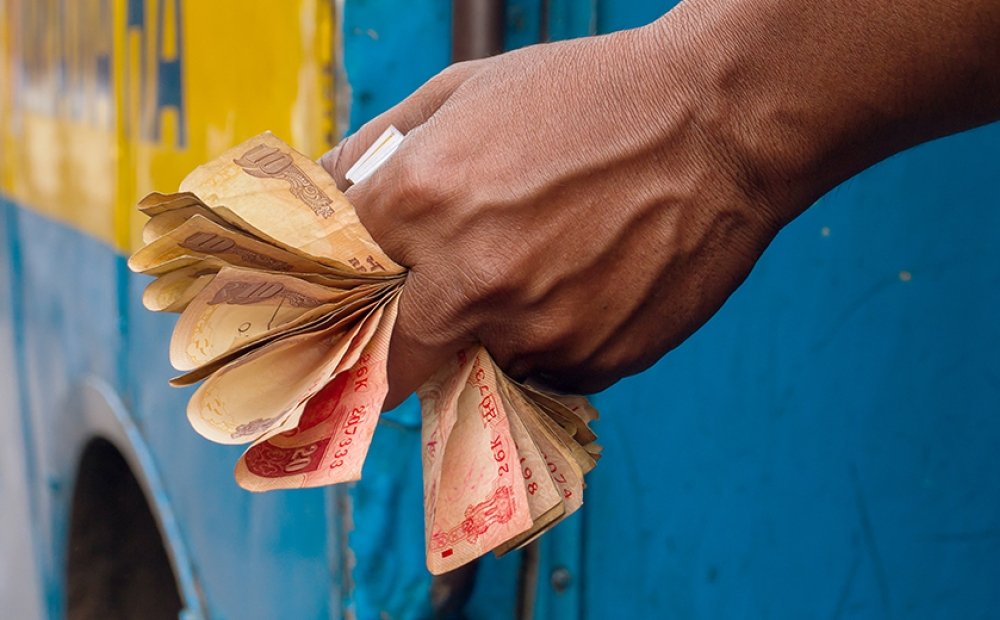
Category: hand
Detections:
[
  {"x1": 323, "y1": 0, "x2": 1000, "y2": 410},
  {"x1": 322, "y1": 17, "x2": 787, "y2": 409}
]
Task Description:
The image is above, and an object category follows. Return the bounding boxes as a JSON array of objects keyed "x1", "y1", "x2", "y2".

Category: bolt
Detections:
[{"x1": 550, "y1": 566, "x2": 572, "y2": 593}]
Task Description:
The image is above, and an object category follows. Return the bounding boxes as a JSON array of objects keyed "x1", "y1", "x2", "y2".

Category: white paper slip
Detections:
[{"x1": 345, "y1": 126, "x2": 406, "y2": 185}]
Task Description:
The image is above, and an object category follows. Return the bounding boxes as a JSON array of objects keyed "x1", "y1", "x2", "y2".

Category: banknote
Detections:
[
  {"x1": 234, "y1": 298, "x2": 398, "y2": 489},
  {"x1": 425, "y1": 349, "x2": 533, "y2": 574},
  {"x1": 130, "y1": 130, "x2": 602, "y2": 573},
  {"x1": 179, "y1": 132, "x2": 403, "y2": 276}
]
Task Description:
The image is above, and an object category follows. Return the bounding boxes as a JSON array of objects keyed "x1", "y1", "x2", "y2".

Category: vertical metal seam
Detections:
[
  {"x1": 114, "y1": 0, "x2": 134, "y2": 406},
  {"x1": 332, "y1": 0, "x2": 351, "y2": 144},
  {"x1": 451, "y1": 0, "x2": 505, "y2": 61},
  {"x1": 330, "y1": 3, "x2": 357, "y2": 615}
]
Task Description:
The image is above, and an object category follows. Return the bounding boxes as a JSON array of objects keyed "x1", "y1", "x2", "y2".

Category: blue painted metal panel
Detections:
[
  {"x1": 585, "y1": 122, "x2": 1000, "y2": 618},
  {"x1": 1, "y1": 201, "x2": 338, "y2": 618},
  {"x1": 581, "y1": 4, "x2": 1000, "y2": 618},
  {"x1": 14, "y1": 206, "x2": 124, "y2": 617},
  {"x1": 0, "y1": 197, "x2": 45, "y2": 619},
  {"x1": 547, "y1": 0, "x2": 596, "y2": 39},
  {"x1": 341, "y1": 0, "x2": 452, "y2": 132},
  {"x1": 126, "y1": 271, "x2": 336, "y2": 619},
  {"x1": 505, "y1": 0, "x2": 542, "y2": 50},
  {"x1": 596, "y1": 0, "x2": 672, "y2": 34},
  {"x1": 505, "y1": 0, "x2": 598, "y2": 49}
]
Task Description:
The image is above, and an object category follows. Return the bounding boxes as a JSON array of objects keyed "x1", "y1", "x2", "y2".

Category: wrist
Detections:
[
  {"x1": 640, "y1": 1, "x2": 895, "y2": 226},
  {"x1": 644, "y1": 0, "x2": 1000, "y2": 227},
  {"x1": 620, "y1": 8, "x2": 809, "y2": 234}
]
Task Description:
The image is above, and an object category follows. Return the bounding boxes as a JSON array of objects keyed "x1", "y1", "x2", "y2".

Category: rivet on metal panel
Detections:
[{"x1": 549, "y1": 566, "x2": 572, "y2": 593}]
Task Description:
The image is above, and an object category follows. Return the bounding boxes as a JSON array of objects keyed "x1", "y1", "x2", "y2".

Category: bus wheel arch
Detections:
[
  {"x1": 66, "y1": 437, "x2": 183, "y2": 619},
  {"x1": 65, "y1": 378, "x2": 205, "y2": 619}
]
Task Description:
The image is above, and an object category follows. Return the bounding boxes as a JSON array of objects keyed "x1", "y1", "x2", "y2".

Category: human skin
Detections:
[{"x1": 321, "y1": 0, "x2": 1000, "y2": 409}]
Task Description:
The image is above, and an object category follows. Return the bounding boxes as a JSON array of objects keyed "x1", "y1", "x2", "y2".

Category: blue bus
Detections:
[{"x1": 2, "y1": 1, "x2": 998, "y2": 618}]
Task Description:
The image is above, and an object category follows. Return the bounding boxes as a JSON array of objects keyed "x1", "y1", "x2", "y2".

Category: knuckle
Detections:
[
  {"x1": 523, "y1": 315, "x2": 576, "y2": 359},
  {"x1": 439, "y1": 58, "x2": 487, "y2": 82},
  {"x1": 402, "y1": 268, "x2": 469, "y2": 346},
  {"x1": 392, "y1": 154, "x2": 444, "y2": 209},
  {"x1": 528, "y1": 330, "x2": 618, "y2": 393},
  {"x1": 484, "y1": 315, "x2": 576, "y2": 383},
  {"x1": 450, "y1": 246, "x2": 510, "y2": 305},
  {"x1": 411, "y1": 59, "x2": 486, "y2": 110},
  {"x1": 577, "y1": 338, "x2": 646, "y2": 392},
  {"x1": 401, "y1": 309, "x2": 447, "y2": 349},
  {"x1": 433, "y1": 63, "x2": 466, "y2": 85}
]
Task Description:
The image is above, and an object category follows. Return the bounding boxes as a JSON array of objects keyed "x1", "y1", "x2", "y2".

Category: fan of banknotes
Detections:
[{"x1": 128, "y1": 129, "x2": 601, "y2": 574}]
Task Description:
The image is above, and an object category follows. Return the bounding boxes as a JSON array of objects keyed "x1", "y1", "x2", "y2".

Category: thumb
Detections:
[
  {"x1": 320, "y1": 59, "x2": 486, "y2": 190},
  {"x1": 382, "y1": 275, "x2": 470, "y2": 411}
]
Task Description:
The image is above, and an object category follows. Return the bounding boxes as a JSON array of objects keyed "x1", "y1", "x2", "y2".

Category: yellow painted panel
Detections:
[
  {"x1": 1, "y1": 0, "x2": 119, "y2": 243},
  {"x1": 0, "y1": 0, "x2": 337, "y2": 253},
  {"x1": 0, "y1": 1, "x2": 10, "y2": 192}
]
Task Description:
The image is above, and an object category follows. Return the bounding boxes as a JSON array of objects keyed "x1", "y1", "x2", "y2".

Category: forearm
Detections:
[{"x1": 643, "y1": 0, "x2": 1000, "y2": 221}]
